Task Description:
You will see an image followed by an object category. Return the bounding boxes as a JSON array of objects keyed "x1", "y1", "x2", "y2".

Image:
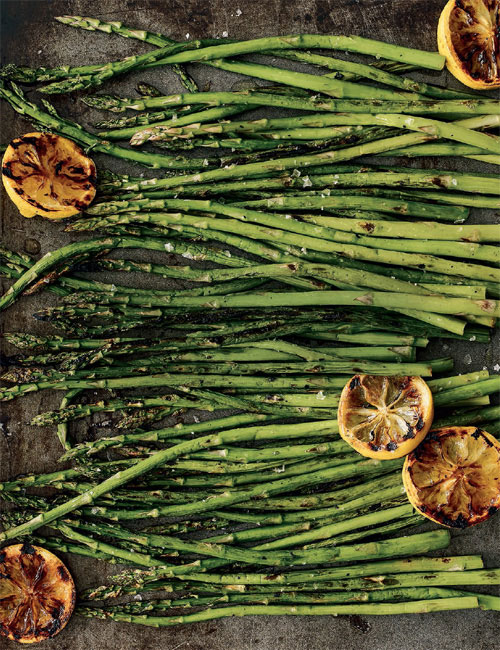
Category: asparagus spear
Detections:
[
  {"x1": 138, "y1": 112, "x2": 500, "y2": 154},
  {"x1": 0, "y1": 442, "x2": 400, "y2": 542},
  {"x1": 263, "y1": 48, "x2": 472, "y2": 99},
  {"x1": 80, "y1": 556, "x2": 485, "y2": 600},
  {"x1": 75, "y1": 597, "x2": 480, "y2": 626},
  {"x1": 0, "y1": 82, "x2": 216, "y2": 170},
  {"x1": 52, "y1": 20, "x2": 445, "y2": 70},
  {"x1": 82, "y1": 89, "x2": 499, "y2": 116}
]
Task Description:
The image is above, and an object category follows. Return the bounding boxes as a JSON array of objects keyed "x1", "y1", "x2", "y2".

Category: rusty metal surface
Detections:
[{"x1": 0, "y1": 1, "x2": 499, "y2": 648}]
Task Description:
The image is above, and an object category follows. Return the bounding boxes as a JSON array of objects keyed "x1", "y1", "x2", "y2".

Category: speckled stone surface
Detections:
[{"x1": 0, "y1": 1, "x2": 499, "y2": 648}]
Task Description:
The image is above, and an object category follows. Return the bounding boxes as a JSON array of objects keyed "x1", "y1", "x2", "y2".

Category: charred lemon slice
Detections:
[
  {"x1": 0, "y1": 542, "x2": 75, "y2": 643},
  {"x1": 338, "y1": 375, "x2": 434, "y2": 459},
  {"x1": 403, "y1": 426, "x2": 500, "y2": 528},
  {"x1": 438, "y1": 0, "x2": 500, "y2": 89},
  {"x1": 2, "y1": 132, "x2": 96, "y2": 219}
]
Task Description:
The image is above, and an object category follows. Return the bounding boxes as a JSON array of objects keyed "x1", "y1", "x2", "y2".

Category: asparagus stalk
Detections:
[
  {"x1": 96, "y1": 166, "x2": 500, "y2": 198},
  {"x1": 265, "y1": 48, "x2": 472, "y2": 99},
  {"x1": 94, "y1": 105, "x2": 201, "y2": 130},
  {"x1": 0, "y1": 82, "x2": 216, "y2": 170},
  {"x1": 82, "y1": 89, "x2": 499, "y2": 117},
  {"x1": 73, "y1": 113, "x2": 499, "y2": 197},
  {"x1": 112, "y1": 563, "x2": 500, "y2": 591},
  {"x1": 74, "y1": 597, "x2": 480, "y2": 626},
  {"x1": 53, "y1": 21, "x2": 445, "y2": 69},
  {"x1": 77, "y1": 587, "x2": 465, "y2": 615},
  {"x1": 140, "y1": 112, "x2": 500, "y2": 154},
  {"x1": 43, "y1": 287, "x2": 500, "y2": 319},
  {"x1": 80, "y1": 555, "x2": 485, "y2": 600},
  {"x1": 433, "y1": 376, "x2": 500, "y2": 407},
  {"x1": 0, "y1": 445, "x2": 399, "y2": 542},
  {"x1": 51, "y1": 505, "x2": 414, "y2": 569},
  {"x1": 67, "y1": 213, "x2": 500, "y2": 285},
  {"x1": 87, "y1": 193, "x2": 469, "y2": 222},
  {"x1": 98, "y1": 104, "x2": 252, "y2": 140},
  {"x1": 35, "y1": 40, "x2": 205, "y2": 93},
  {"x1": 433, "y1": 405, "x2": 500, "y2": 429}
]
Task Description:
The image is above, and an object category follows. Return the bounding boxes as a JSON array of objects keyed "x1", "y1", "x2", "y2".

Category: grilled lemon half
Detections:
[
  {"x1": 438, "y1": 0, "x2": 500, "y2": 89},
  {"x1": 403, "y1": 426, "x2": 500, "y2": 528},
  {"x1": 338, "y1": 375, "x2": 434, "y2": 459},
  {"x1": 0, "y1": 543, "x2": 75, "y2": 643},
  {"x1": 2, "y1": 132, "x2": 96, "y2": 219}
]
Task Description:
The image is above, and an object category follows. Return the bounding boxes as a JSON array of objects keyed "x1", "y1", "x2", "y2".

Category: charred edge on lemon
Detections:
[
  {"x1": 349, "y1": 376, "x2": 360, "y2": 390},
  {"x1": 20, "y1": 541, "x2": 35, "y2": 555},
  {"x1": 2, "y1": 163, "x2": 22, "y2": 181}
]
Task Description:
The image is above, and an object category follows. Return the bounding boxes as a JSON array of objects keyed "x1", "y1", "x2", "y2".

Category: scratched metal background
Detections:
[{"x1": 0, "y1": 1, "x2": 499, "y2": 649}]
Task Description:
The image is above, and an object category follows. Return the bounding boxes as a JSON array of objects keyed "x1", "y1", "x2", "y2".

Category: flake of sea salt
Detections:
[
  {"x1": 236, "y1": 8, "x2": 242, "y2": 16},
  {"x1": 164, "y1": 242, "x2": 174, "y2": 252},
  {"x1": 222, "y1": 30, "x2": 228, "y2": 38}
]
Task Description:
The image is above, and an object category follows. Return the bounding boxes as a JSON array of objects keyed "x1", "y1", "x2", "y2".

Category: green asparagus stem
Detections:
[
  {"x1": 112, "y1": 563, "x2": 499, "y2": 591},
  {"x1": 67, "y1": 213, "x2": 500, "y2": 286},
  {"x1": 140, "y1": 111, "x2": 500, "y2": 153},
  {"x1": 82, "y1": 89, "x2": 498, "y2": 117},
  {"x1": 0, "y1": 82, "x2": 216, "y2": 170},
  {"x1": 55, "y1": 21, "x2": 445, "y2": 69},
  {"x1": 80, "y1": 555, "x2": 484, "y2": 600},
  {"x1": 94, "y1": 105, "x2": 201, "y2": 130},
  {"x1": 97, "y1": 165, "x2": 500, "y2": 197},
  {"x1": 42, "y1": 287, "x2": 500, "y2": 319},
  {"x1": 75, "y1": 597, "x2": 480, "y2": 626},
  {"x1": 266, "y1": 49, "x2": 472, "y2": 99},
  {"x1": 99, "y1": 104, "x2": 252, "y2": 140},
  {"x1": 433, "y1": 376, "x2": 500, "y2": 407}
]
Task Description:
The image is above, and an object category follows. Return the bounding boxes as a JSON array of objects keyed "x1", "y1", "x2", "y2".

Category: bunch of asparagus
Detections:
[{"x1": 1, "y1": 15, "x2": 499, "y2": 627}]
